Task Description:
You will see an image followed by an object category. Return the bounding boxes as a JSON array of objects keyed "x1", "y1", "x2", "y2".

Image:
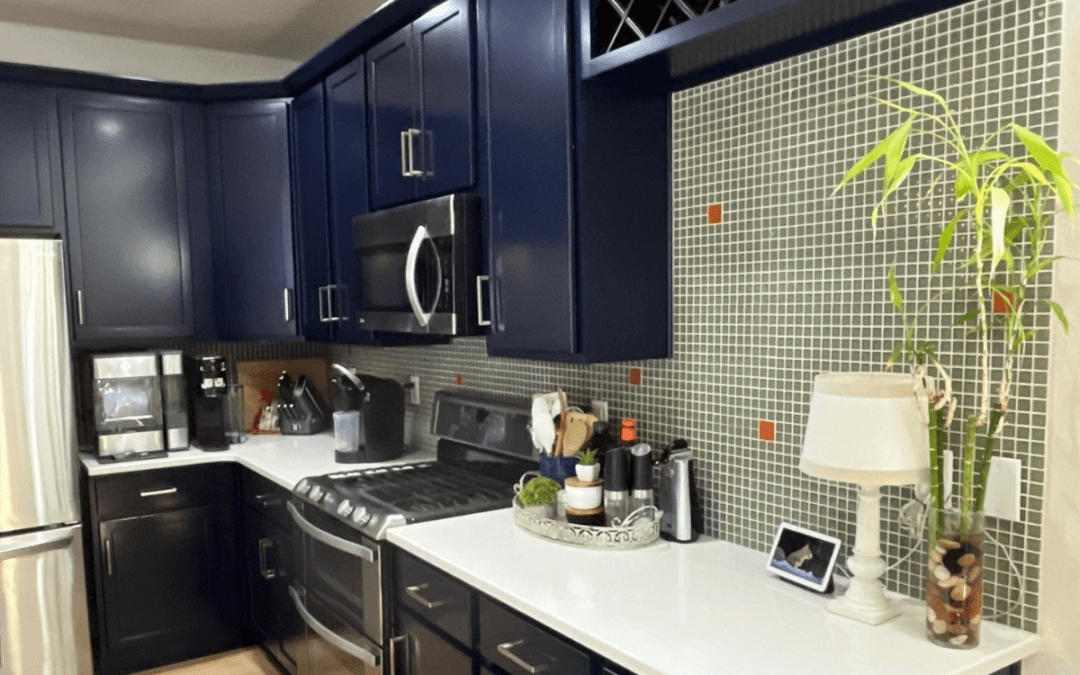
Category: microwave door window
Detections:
[
  {"x1": 94, "y1": 379, "x2": 162, "y2": 433},
  {"x1": 358, "y1": 240, "x2": 443, "y2": 314}
]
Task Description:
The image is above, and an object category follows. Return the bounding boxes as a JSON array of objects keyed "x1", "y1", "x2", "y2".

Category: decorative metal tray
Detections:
[{"x1": 512, "y1": 473, "x2": 662, "y2": 550}]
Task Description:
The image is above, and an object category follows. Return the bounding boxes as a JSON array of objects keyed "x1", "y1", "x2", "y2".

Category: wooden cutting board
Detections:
[{"x1": 235, "y1": 358, "x2": 329, "y2": 434}]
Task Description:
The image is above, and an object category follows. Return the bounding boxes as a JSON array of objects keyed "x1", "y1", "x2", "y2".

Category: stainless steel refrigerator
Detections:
[{"x1": 0, "y1": 239, "x2": 93, "y2": 674}]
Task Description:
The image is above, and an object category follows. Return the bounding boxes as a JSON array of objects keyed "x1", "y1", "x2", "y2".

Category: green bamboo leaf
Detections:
[
  {"x1": 990, "y1": 187, "x2": 1010, "y2": 269},
  {"x1": 885, "y1": 344, "x2": 904, "y2": 371},
  {"x1": 1014, "y1": 124, "x2": 1065, "y2": 175},
  {"x1": 1044, "y1": 299, "x2": 1070, "y2": 335},
  {"x1": 883, "y1": 117, "x2": 916, "y2": 189},
  {"x1": 887, "y1": 266, "x2": 903, "y2": 311},
  {"x1": 1004, "y1": 217, "x2": 1026, "y2": 244},
  {"x1": 889, "y1": 79, "x2": 949, "y2": 109},
  {"x1": 1053, "y1": 171, "x2": 1076, "y2": 218},
  {"x1": 955, "y1": 307, "x2": 980, "y2": 325},
  {"x1": 885, "y1": 155, "x2": 918, "y2": 196},
  {"x1": 834, "y1": 117, "x2": 913, "y2": 194},
  {"x1": 970, "y1": 151, "x2": 1008, "y2": 166},
  {"x1": 1016, "y1": 161, "x2": 1051, "y2": 186},
  {"x1": 1024, "y1": 255, "x2": 1063, "y2": 281},
  {"x1": 954, "y1": 171, "x2": 975, "y2": 200},
  {"x1": 933, "y1": 210, "x2": 966, "y2": 271}
]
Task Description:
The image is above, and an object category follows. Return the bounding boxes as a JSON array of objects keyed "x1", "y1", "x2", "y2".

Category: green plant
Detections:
[
  {"x1": 836, "y1": 78, "x2": 1076, "y2": 541},
  {"x1": 575, "y1": 448, "x2": 598, "y2": 465},
  {"x1": 520, "y1": 476, "x2": 560, "y2": 506}
]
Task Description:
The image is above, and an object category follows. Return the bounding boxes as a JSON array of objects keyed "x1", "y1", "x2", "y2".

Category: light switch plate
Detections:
[
  {"x1": 591, "y1": 399, "x2": 609, "y2": 423},
  {"x1": 984, "y1": 457, "x2": 1023, "y2": 521},
  {"x1": 408, "y1": 375, "x2": 420, "y2": 405}
]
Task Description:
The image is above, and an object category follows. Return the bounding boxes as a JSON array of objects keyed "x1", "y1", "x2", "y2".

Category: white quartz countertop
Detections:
[
  {"x1": 80, "y1": 432, "x2": 434, "y2": 489},
  {"x1": 387, "y1": 509, "x2": 1039, "y2": 675}
]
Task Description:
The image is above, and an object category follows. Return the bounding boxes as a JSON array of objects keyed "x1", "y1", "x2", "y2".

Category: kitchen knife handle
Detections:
[
  {"x1": 76, "y1": 289, "x2": 85, "y2": 325},
  {"x1": 476, "y1": 275, "x2": 491, "y2": 327},
  {"x1": 105, "y1": 539, "x2": 113, "y2": 577},
  {"x1": 497, "y1": 640, "x2": 547, "y2": 674},
  {"x1": 405, "y1": 583, "x2": 445, "y2": 610}
]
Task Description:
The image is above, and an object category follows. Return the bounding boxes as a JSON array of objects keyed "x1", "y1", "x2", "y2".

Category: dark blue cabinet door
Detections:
[
  {"x1": 59, "y1": 92, "x2": 195, "y2": 341},
  {"x1": 325, "y1": 55, "x2": 375, "y2": 344},
  {"x1": 368, "y1": 24, "x2": 418, "y2": 209},
  {"x1": 482, "y1": 0, "x2": 575, "y2": 355},
  {"x1": 415, "y1": 0, "x2": 475, "y2": 198},
  {"x1": 207, "y1": 99, "x2": 298, "y2": 340},
  {"x1": 0, "y1": 86, "x2": 62, "y2": 232},
  {"x1": 291, "y1": 84, "x2": 333, "y2": 342}
]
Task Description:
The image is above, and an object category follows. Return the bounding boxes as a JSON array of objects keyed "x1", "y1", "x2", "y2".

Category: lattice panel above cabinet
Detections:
[{"x1": 592, "y1": 0, "x2": 731, "y2": 56}]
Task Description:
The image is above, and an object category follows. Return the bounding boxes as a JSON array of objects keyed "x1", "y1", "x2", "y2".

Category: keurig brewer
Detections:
[{"x1": 185, "y1": 355, "x2": 229, "y2": 450}]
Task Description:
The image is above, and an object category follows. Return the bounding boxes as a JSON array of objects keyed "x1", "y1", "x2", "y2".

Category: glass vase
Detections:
[{"x1": 925, "y1": 508, "x2": 984, "y2": 649}]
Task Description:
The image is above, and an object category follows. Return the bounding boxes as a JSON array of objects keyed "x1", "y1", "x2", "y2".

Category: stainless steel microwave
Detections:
[{"x1": 351, "y1": 193, "x2": 485, "y2": 336}]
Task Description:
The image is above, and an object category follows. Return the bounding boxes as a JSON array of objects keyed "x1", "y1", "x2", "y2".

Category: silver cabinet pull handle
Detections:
[
  {"x1": 76, "y1": 290, "x2": 85, "y2": 325},
  {"x1": 287, "y1": 502, "x2": 376, "y2": 563},
  {"x1": 283, "y1": 288, "x2": 293, "y2": 323},
  {"x1": 0, "y1": 525, "x2": 76, "y2": 561},
  {"x1": 388, "y1": 635, "x2": 406, "y2": 675},
  {"x1": 326, "y1": 284, "x2": 341, "y2": 322},
  {"x1": 139, "y1": 487, "x2": 177, "y2": 498},
  {"x1": 476, "y1": 275, "x2": 491, "y2": 327},
  {"x1": 404, "y1": 583, "x2": 445, "y2": 610},
  {"x1": 405, "y1": 128, "x2": 423, "y2": 177},
  {"x1": 255, "y1": 494, "x2": 284, "y2": 508},
  {"x1": 400, "y1": 130, "x2": 410, "y2": 177},
  {"x1": 289, "y1": 585, "x2": 380, "y2": 667},
  {"x1": 105, "y1": 539, "x2": 114, "y2": 577},
  {"x1": 318, "y1": 285, "x2": 328, "y2": 323},
  {"x1": 497, "y1": 640, "x2": 547, "y2": 674},
  {"x1": 258, "y1": 537, "x2": 277, "y2": 580}
]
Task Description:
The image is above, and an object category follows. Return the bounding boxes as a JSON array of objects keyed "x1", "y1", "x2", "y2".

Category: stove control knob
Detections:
[
  {"x1": 350, "y1": 506, "x2": 371, "y2": 526},
  {"x1": 295, "y1": 479, "x2": 310, "y2": 494},
  {"x1": 308, "y1": 485, "x2": 323, "y2": 501},
  {"x1": 337, "y1": 500, "x2": 354, "y2": 517},
  {"x1": 322, "y1": 493, "x2": 335, "y2": 506}
]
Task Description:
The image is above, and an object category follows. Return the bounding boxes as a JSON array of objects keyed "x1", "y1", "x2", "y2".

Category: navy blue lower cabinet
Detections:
[
  {"x1": 207, "y1": 99, "x2": 299, "y2": 340},
  {"x1": 481, "y1": 0, "x2": 671, "y2": 363},
  {"x1": 59, "y1": 91, "x2": 196, "y2": 341},
  {"x1": 0, "y1": 85, "x2": 63, "y2": 233}
]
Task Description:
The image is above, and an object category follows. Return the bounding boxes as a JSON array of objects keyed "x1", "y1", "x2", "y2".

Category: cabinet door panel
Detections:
[
  {"x1": 0, "y1": 86, "x2": 61, "y2": 231},
  {"x1": 325, "y1": 56, "x2": 375, "y2": 344},
  {"x1": 207, "y1": 100, "x2": 297, "y2": 340},
  {"x1": 291, "y1": 84, "x2": 333, "y2": 342},
  {"x1": 482, "y1": 0, "x2": 575, "y2": 355},
  {"x1": 60, "y1": 93, "x2": 194, "y2": 340},
  {"x1": 396, "y1": 610, "x2": 472, "y2": 675},
  {"x1": 367, "y1": 25, "x2": 418, "y2": 209},
  {"x1": 415, "y1": 0, "x2": 475, "y2": 197}
]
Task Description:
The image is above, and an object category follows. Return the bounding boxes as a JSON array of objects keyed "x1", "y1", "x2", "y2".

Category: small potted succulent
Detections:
[
  {"x1": 518, "y1": 476, "x2": 560, "y2": 519},
  {"x1": 574, "y1": 449, "x2": 601, "y2": 482}
]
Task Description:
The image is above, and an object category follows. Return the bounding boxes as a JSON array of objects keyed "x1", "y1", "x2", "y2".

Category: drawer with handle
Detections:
[
  {"x1": 394, "y1": 551, "x2": 473, "y2": 646},
  {"x1": 479, "y1": 596, "x2": 590, "y2": 675},
  {"x1": 94, "y1": 465, "x2": 235, "y2": 521},
  {"x1": 241, "y1": 468, "x2": 291, "y2": 528}
]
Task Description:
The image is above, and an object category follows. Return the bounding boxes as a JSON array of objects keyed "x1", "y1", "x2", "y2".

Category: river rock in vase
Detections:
[{"x1": 926, "y1": 510, "x2": 984, "y2": 648}]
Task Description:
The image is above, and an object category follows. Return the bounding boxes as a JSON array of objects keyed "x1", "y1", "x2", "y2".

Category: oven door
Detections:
[
  {"x1": 288, "y1": 502, "x2": 383, "y2": 646},
  {"x1": 289, "y1": 585, "x2": 381, "y2": 675}
]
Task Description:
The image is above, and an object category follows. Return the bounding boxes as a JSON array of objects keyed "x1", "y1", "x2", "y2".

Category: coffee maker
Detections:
[{"x1": 185, "y1": 355, "x2": 229, "y2": 451}]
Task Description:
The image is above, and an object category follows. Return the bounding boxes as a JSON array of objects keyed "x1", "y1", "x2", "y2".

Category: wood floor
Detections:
[{"x1": 134, "y1": 647, "x2": 283, "y2": 675}]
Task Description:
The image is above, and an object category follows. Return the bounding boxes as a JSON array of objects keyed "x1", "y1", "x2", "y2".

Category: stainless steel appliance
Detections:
[
  {"x1": 186, "y1": 355, "x2": 229, "y2": 450},
  {"x1": 351, "y1": 193, "x2": 485, "y2": 335},
  {"x1": 658, "y1": 441, "x2": 700, "y2": 543},
  {"x1": 159, "y1": 350, "x2": 189, "y2": 451},
  {"x1": 0, "y1": 239, "x2": 94, "y2": 675},
  {"x1": 88, "y1": 352, "x2": 166, "y2": 460},
  {"x1": 289, "y1": 391, "x2": 535, "y2": 675}
]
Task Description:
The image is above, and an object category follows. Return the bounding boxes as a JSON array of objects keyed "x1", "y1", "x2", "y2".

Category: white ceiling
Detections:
[{"x1": 0, "y1": 0, "x2": 388, "y2": 61}]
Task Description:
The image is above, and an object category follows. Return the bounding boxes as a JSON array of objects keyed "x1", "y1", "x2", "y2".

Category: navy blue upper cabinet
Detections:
[
  {"x1": 0, "y1": 86, "x2": 63, "y2": 232},
  {"x1": 324, "y1": 56, "x2": 375, "y2": 344},
  {"x1": 368, "y1": 0, "x2": 475, "y2": 209},
  {"x1": 59, "y1": 92, "x2": 195, "y2": 341},
  {"x1": 290, "y1": 83, "x2": 333, "y2": 343},
  {"x1": 206, "y1": 99, "x2": 298, "y2": 340},
  {"x1": 481, "y1": 0, "x2": 671, "y2": 363}
]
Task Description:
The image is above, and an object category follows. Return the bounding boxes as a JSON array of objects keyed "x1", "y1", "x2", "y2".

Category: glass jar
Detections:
[{"x1": 926, "y1": 508, "x2": 984, "y2": 649}]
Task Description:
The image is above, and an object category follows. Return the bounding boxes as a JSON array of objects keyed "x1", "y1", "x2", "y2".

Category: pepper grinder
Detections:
[
  {"x1": 629, "y1": 442, "x2": 654, "y2": 512},
  {"x1": 603, "y1": 447, "x2": 629, "y2": 526}
]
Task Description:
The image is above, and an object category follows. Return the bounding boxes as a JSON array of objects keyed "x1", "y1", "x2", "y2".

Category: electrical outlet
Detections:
[
  {"x1": 985, "y1": 457, "x2": 1023, "y2": 521},
  {"x1": 590, "y1": 399, "x2": 609, "y2": 422},
  {"x1": 408, "y1": 375, "x2": 420, "y2": 405}
]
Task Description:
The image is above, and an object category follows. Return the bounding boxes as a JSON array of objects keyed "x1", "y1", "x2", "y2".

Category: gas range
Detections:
[{"x1": 292, "y1": 461, "x2": 518, "y2": 540}]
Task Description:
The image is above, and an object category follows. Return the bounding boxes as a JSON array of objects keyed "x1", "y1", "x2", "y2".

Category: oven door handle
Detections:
[
  {"x1": 287, "y1": 502, "x2": 376, "y2": 563},
  {"x1": 404, "y1": 225, "x2": 438, "y2": 328},
  {"x1": 289, "y1": 585, "x2": 380, "y2": 668}
]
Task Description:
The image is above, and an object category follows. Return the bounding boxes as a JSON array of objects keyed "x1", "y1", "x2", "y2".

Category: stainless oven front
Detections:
[{"x1": 288, "y1": 501, "x2": 384, "y2": 675}]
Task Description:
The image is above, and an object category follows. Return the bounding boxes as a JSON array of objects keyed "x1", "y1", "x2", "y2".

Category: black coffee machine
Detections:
[
  {"x1": 330, "y1": 365, "x2": 405, "y2": 462},
  {"x1": 185, "y1": 355, "x2": 229, "y2": 451}
]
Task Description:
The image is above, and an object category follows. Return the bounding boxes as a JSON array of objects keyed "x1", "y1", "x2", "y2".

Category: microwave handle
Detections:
[{"x1": 404, "y1": 225, "x2": 436, "y2": 328}]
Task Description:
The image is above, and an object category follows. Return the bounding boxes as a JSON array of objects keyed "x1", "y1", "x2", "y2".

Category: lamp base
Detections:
[{"x1": 827, "y1": 595, "x2": 901, "y2": 626}]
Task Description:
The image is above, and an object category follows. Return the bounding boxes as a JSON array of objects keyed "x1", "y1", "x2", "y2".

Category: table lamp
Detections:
[{"x1": 800, "y1": 372, "x2": 929, "y2": 625}]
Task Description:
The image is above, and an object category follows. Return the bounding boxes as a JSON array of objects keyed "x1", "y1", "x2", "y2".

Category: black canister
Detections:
[{"x1": 603, "y1": 446, "x2": 629, "y2": 525}]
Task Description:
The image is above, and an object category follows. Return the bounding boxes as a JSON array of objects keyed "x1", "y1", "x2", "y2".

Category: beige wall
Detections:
[
  {"x1": 0, "y1": 21, "x2": 298, "y2": 84},
  {"x1": 1027, "y1": 0, "x2": 1080, "y2": 671}
]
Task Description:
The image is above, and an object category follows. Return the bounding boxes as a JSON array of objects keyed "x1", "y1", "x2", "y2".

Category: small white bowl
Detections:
[{"x1": 564, "y1": 478, "x2": 602, "y2": 510}]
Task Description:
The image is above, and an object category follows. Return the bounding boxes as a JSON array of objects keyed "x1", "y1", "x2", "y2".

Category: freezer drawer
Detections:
[{"x1": 0, "y1": 524, "x2": 93, "y2": 675}]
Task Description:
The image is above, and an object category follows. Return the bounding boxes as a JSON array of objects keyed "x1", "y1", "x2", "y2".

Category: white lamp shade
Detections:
[{"x1": 800, "y1": 372, "x2": 930, "y2": 486}]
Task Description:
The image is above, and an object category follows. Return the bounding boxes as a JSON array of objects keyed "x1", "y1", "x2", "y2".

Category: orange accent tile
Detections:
[
  {"x1": 993, "y1": 290, "x2": 1015, "y2": 314},
  {"x1": 759, "y1": 421, "x2": 775, "y2": 442},
  {"x1": 455, "y1": 374, "x2": 464, "y2": 386},
  {"x1": 629, "y1": 368, "x2": 642, "y2": 386},
  {"x1": 707, "y1": 203, "x2": 723, "y2": 224}
]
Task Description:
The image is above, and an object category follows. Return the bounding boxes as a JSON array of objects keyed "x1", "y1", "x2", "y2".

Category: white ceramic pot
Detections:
[
  {"x1": 575, "y1": 463, "x2": 601, "y2": 482},
  {"x1": 564, "y1": 477, "x2": 602, "y2": 510}
]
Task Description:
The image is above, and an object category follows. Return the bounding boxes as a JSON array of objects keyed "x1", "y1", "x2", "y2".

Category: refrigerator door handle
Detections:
[{"x1": 0, "y1": 525, "x2": 77, "y2": 561}]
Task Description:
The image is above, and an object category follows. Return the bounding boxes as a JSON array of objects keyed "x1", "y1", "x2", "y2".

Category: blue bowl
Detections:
[{"x1": 538, "y1": 455, "x2": 579, "y2": 486}]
